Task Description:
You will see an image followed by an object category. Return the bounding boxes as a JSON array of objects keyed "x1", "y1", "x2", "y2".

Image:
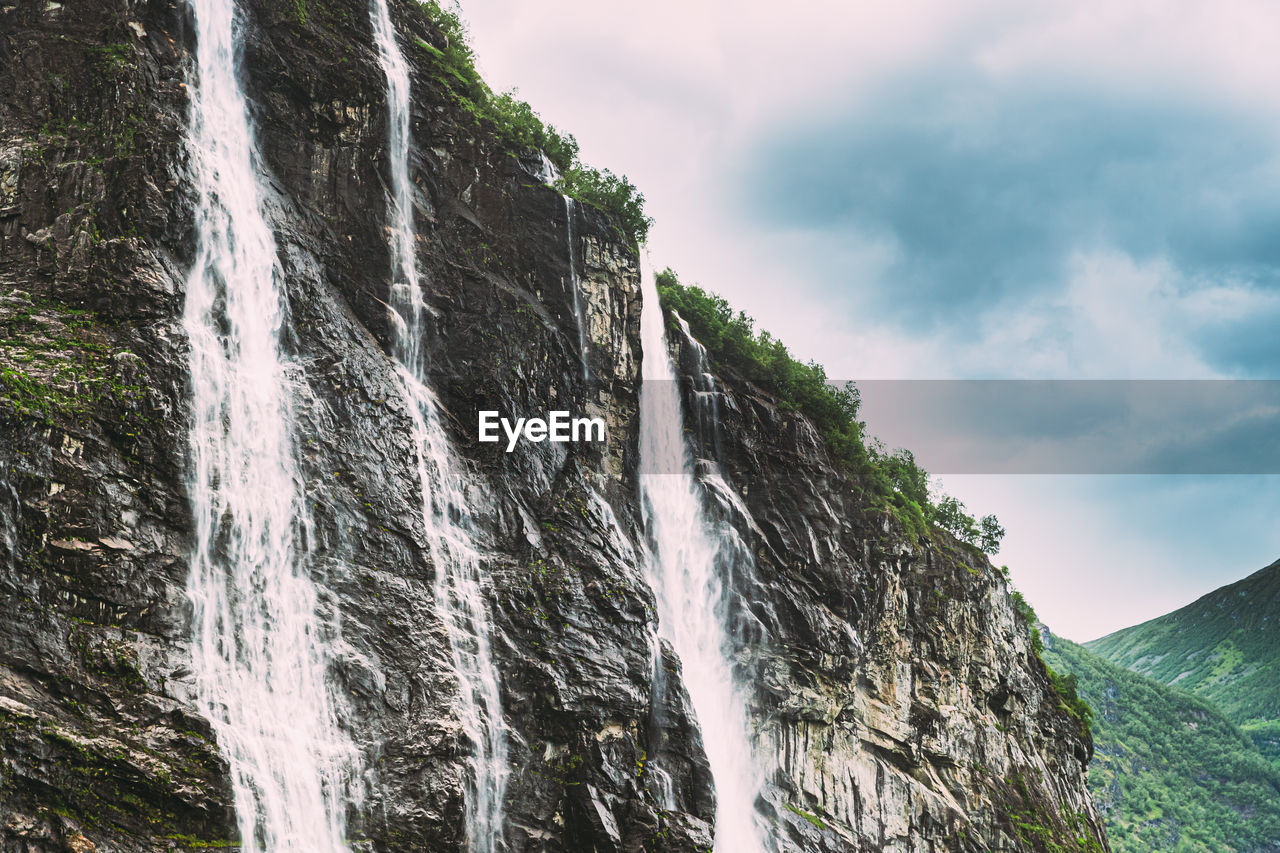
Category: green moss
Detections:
[
  {"x1": 1001, "y1": 771, "x2": 1105, "y2": 853},
  {"x1": 412, "y1": 36, "x2": 444, "y2": 60},
  {"x1": 784, "y1": 802, "x2": 828, "y2": 831},
  {"x1": 86, "y1": 43, "x2": 133, "y2": 69},
  {"x1": 0, "y1": 297, "x2": 145, "y2": 428},
  {"x1": 0, "y1": 367, "x2": 69, "y2": 419}
]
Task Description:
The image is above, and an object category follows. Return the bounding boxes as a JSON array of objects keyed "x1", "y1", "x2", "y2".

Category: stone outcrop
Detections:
[
  {"x1": 0, "y1": 0, "x2": 1107, "y2": 850},
  {"x1": 667, "y1": 329, "x2": 1105, "y2": 850}
]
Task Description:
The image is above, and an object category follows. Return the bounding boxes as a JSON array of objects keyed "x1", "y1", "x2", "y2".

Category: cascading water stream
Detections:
[
  {"x1": 674, "y1": 315, "x2": 724, "y2": 462},
  {"x1": 368, "y1": 0, "x2": 421, "y2": 357},
  {"x1": 638, "y1": 259, "x2": 770, "y2": 852},
  {"x1": 395, "y1": 371, "x2": 509, "y2": 852},
  {"x1": 563, "y1": 195, "x2": 589, "y2": 379},
  {"x1": 182, "y1": 0, "x2": 356, "y2": 849},
  {"x1": 368, "y1": 3, "x2": 508, "y2": 849}
]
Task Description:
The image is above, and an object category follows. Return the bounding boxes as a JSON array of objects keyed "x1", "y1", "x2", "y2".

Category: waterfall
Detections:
[
  {"x1": 181, "y1": 0, "x2": 356, "y2": 849},
  {"x1": 563, "y1": 195, "x2": 589, "y2": 379},
  {"x1": 674, "y1": 314, "x2": 724, "y2": 462},
  {"x1": 368, "y1": 0, "x2": 421, "y2": 363},
  {"x1": 368, "y1": 3, "x2": 509, "y2": 849},
  {"x1": 395, "y1": 371, "x2": 509, "y2": 852},
  {"x1": 638, "y1": 259, "x2": 770, "y2": 852}
]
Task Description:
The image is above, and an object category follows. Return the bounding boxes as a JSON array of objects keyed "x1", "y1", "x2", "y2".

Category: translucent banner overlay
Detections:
[{"x1": 668, "y1": 380, "x2": 1280, "y2": 475}]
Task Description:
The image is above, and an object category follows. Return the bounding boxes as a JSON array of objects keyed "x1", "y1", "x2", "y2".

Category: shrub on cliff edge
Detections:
[
  {"x1": 413, "y1": 1, "x2": 650, "y2": 243},
  {"x1": 655, "y1": 268, "x2": 1006, "y2": 557}
]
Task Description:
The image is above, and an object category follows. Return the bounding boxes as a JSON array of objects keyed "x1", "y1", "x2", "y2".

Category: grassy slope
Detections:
[
  {"x1": 1087, "y1": 559, "x2": 1280, "y2": 762},
  {"x1": 1043, "y1": 631, "x2": 1280, "y2": 852}
]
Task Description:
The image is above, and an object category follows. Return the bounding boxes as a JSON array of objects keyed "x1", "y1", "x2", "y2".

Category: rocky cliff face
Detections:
[
  {"x1": 666, "y1": 329, "x2": 1107, "y2": 851},
  {"x1": 0, "y1": 1, "x2": 1106, "y2": 851}
]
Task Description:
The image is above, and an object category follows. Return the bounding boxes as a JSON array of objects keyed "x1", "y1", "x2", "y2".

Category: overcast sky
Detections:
[{"x1": 459, "y1": 0, "x2": 1280, "y2": 640}]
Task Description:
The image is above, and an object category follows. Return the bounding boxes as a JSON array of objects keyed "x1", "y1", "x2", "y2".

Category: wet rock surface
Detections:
[
  {"x1": 0, "y1": 0, "x2": 1106, "y2": 851},
  {"x1": 665, "y1": 329, "x2": 1108, "y2": 852}
]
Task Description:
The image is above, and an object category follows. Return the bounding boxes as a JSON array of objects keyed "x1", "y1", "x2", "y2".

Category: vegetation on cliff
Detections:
[
  {"x1": 411, "y1": 1, "x2": 652, "y2": 242},
  {"x1": 1044, "y1": 631, "x2": 1280, "y2": 853},
  {"x1": 654, "y1": 268, "x2": 1005, "y2": 555},
  {"x1": 1000, "y1": 586, "x2": 1093, "y2": 733}
]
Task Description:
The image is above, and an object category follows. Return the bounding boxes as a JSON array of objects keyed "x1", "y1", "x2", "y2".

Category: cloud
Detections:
[
  {"x1": 743, "y1": 75, "x2": 1280, "y2": 349},
  {"x1": 857, "y1": 379, "x2": 1280, "y2": 474}
]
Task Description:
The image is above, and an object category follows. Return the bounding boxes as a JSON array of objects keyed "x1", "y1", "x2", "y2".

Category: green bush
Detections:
[
  {"x1": 1005, "y1": 589, "x2": 1093, "y2": 732},
  {"x1": 486, "y1": 91, "x2": 579, "y2": 173},
  {"x1": 1009, "y1": 588, "x2": 1045, "y2": 655},
  {"x1": 413, "y1": 2, "x2": 648, "y2": 243},
  {"x1": 1049, "y1": 669, "x2": 1095, "y2": 731},
  {"x1": 655, "y1": 269, "x2": 1004, "y2": 555},
  {"x1": 656, "y1": 270, "x2": 864, "y2": 452},
  {"x1": 557, "y1": 168, "x2": 651, "y2": 244}
]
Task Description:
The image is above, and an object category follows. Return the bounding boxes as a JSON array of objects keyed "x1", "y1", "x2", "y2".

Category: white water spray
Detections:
[
  {"x1": 368, "y1": 0, "x2": 422, "y2": 361},
  {"x1": 368, "y1": 3, "x2": 508, "y2": 849},
  {"x1": 182, "y1": 0, "x2": 356, "y2": 849},
  {"x1": 396, "y1": 370, "x2": 509, "y2": 852},
  {"x1": 563, "y1": 195, "x2": 589, "y2": 379},
  {"x1": 638, "y1": 259, "x2": 770, "y2": 852}
]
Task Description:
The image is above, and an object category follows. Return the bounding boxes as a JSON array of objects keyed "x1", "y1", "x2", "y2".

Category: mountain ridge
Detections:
[{"x1": 1088, "y1": 557, "x2": 1280, "y2": 763}]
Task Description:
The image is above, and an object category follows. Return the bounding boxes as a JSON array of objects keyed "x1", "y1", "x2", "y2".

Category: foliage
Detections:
[
  {"x1": 0, "y1": 295, "x2": 144, "y2": 428},
  {"x1": 485, "y1": 91, "x2": 579, "y2": 173},
  {"x1": 1002, "y1": 771, "x2": 1106, "y2": 853},
  {"x1": 412, "y1": 1, "x2": 648, "y2": 243},
  {"x1": 1044, "y1": 633, "x2": 1280, "y2": 852},
  {"x1": 784, "y1": 802, "x2": 828, "y2": 831},
  {"x1": 654, "y1": 269, "x2": 1004, "y2": 555},
  {"x1": 934, "y1": 494, "x2": 1005, "y2": 554},
  {"x1": 1009, "y1": 588, "x2": 1045, "y2": 654},
  {"x1": 557, "y1": 167, "x2": 652, "y2": 243},
  {"x1": 1048, "y1": 669, "x2": 1094, "y2": 731},
  {"x1": 1004, "y1": 589, "x2": 1091, "y2": 730}
]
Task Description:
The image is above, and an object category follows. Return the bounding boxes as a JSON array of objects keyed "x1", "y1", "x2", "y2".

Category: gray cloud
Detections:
[
  {"x1": 744, "y1": 74, "x2": 1280, "y2": 340},
  {"x1": 854, "y1": 380, "x2": 1280, "y2": 473},
  {"x1": 1193, "y1": 307, "x2": 1280, "y2": 375}
]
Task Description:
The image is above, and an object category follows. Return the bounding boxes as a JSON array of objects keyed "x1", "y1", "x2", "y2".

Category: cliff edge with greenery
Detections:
[{"x1": 655, "y1": 268, "x2": 1005, "y2": 555}]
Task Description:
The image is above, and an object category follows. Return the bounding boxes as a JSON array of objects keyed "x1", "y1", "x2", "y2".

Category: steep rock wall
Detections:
[
  {"x1": 662, "y1": 330, "x2": 1107, "y2": 851},
  {"x1": 0, "y1": 1, "x2": 1105, "y2": 851}
]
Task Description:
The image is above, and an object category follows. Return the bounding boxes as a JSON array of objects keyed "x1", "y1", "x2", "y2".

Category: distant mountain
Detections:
[
  {"x1": 1043, "y1": 629, "x2": 1280, "y2": 852},
  {"x1": 1088, "y1": 558, "x2": 1280, "y2": 762}
]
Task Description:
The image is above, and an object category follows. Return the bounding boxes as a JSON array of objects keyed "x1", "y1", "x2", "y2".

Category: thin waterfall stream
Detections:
[
  {"x1": 181, "y1": 0, "x2": 357, "y2": 849},
  {"x1": 368, "y1": 2, "x2": 509, "y2": 849},
  {"x1": 564, "y1": 195, "x2": 590, "y2": 379},
  {"x1": 638, "y1": 259, "x2": 771, "y2": 852}
]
